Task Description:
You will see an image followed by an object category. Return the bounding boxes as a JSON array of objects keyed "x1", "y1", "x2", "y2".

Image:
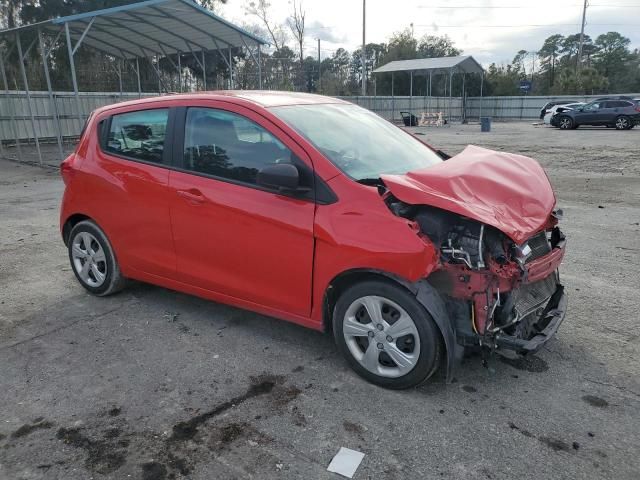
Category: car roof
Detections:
[{"x1": 93, "y1": 90, "x2": 349, "y2": 116}]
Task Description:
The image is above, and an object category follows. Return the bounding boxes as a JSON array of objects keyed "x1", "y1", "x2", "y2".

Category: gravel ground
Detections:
[{"x1": 1, "y1": 122, "x2": 639, "y2": 480}]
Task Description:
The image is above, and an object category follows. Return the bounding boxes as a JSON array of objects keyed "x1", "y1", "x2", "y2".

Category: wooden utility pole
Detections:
[
  {"x1": 361, "y1": 0, "x2": 366, "y2": 95},
  {"x1": 577, "y1": 0, "x2": 588, "y2": 71},
  {"x1": 317, "y1": 38, "x2": 321, "y2": 93}
]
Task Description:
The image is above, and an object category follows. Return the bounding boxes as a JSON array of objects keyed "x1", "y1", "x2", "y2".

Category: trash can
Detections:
[{"x1": 480, "y1": 117, "x2": 492, "y2": 132}]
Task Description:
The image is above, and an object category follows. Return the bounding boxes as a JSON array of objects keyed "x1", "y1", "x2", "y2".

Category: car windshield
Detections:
[{"x1": 270, "y1": 103, "x2": 442, "y2": 181}]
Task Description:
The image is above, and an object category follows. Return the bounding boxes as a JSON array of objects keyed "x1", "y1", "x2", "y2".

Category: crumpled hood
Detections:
[{"x1": 380, "y1": 145, "x2": 556, "y2": 244}]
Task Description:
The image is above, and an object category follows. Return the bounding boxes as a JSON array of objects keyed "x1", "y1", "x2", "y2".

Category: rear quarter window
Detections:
[{"x1": 105, "y1": 109, "x2": 169, "y2": 164}]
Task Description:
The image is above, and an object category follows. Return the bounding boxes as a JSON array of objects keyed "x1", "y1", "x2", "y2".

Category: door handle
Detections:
[{"x1": 176, "y1": 188, "x2": 205, "y2": 204}]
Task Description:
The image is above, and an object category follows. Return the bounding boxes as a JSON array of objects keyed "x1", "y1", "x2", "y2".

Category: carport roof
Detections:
[
  {"x1": 0, "y1": 0, "x2": 267, "y2": 60},
  {"x1": 372, "y1": 55, "x2": 484, "y2": 75}
]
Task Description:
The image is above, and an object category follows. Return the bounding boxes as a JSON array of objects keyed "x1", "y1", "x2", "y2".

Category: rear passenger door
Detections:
[
  {"x1": 609, "y1": 101, "x2": 630, "y2": 121},
  {"x1": 597, "y1": 101, "x2": 616, "y2": 124},
  {"x1": 167, "y1": 104, "x2": 316, "y2": 317},
  {"x1": 89, "y1": 108, "x2": 177, "y2": 278}
]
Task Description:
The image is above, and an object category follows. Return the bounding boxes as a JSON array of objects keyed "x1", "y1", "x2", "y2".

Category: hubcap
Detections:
[
  {"x1": 560, "y1": 118, "x2": 570, "y2": 129},
  {"x1": 71, "y1": 232, "x2": 107, "y2": 287},
  {"x1": 617, "y1": 118, "x2": 628, "y2": 129},
  {"x1": 342, "y1": 295, "x2": 420, "y2": 378}
]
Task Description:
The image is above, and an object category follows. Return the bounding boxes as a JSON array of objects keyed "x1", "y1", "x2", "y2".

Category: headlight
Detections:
[{"x1": 513, "y1": 243, "x2": 532, "y2": 266}]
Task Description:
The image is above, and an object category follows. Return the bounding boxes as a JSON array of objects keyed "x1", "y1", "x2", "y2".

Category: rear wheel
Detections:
[
  {"x1": 615, "y1": 115, "x2": 631, "y2": 130},
  {"x1": 68, "y1": 220, "x2": 126, "y2": 296},
  {"x1": 333, "y1": 280, "x2": 441, "y2": 389},
  {"x1": 558, "y1": 116, "x2": 574, "y2": 130}
]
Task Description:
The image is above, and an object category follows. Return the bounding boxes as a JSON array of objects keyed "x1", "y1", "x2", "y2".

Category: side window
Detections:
[
  {"x1": 183, "y1": 107, "x2": 294, "y2": 185},
  {"x1": 106, "y1": 109, "x2": 169, "y2": 164}
]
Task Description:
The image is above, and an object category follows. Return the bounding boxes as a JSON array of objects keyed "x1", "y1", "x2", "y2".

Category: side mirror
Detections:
[{"x1": 257, "y1": 163, "x2": 304, "y2": 193}]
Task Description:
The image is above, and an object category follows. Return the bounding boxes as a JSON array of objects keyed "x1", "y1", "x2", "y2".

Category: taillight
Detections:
[
  {"x1": 60, "y1": 154, "x2": 76, "y2": 186},
  {"x1": 635, "y1": 106, "x2": 640, "y2": 112}
]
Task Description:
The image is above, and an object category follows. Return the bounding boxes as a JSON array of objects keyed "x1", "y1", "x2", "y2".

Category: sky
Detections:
[{"x1": 219, "y1": 0, "x2": 640, "y2": 67}]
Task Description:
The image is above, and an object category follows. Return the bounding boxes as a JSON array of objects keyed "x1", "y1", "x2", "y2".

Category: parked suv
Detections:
[
  {"x1": 60, "y1": 92, "x2": 567, "y2": 389},
  {"x1": 553, "y1": 99, "x2": 640, "y2": 130}
]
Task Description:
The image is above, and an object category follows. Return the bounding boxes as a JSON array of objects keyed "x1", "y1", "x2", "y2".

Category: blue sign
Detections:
[{"x1": 519, "y1": 80, "x2": 532, "y2": 92}]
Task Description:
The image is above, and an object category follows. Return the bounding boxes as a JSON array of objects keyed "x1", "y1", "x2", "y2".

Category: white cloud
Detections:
[{"x1": 221, "y1": 0, "x2": 640, "y2": 64}]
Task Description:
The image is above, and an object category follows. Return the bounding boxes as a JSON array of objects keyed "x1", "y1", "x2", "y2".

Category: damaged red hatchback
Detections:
[{"x1": 60, "y1": 92, "x2": 567, "y2": 389}]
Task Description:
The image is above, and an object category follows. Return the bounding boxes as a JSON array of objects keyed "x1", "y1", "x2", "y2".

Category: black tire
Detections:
[
  {"x1": 615, "y1": 115, "x2": 631, "y2": 130},
  {"x1": 68, "y1": 220, "x2": 126, "y2": 296},
  {"x1": 332, "y1": 280, "x2": 441, "y2": 389},
  {"x1": 558, "y1": 116, "x2": 574, "y2": 130}
]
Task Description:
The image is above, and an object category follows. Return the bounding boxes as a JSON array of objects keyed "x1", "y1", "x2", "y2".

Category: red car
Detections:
[{"x1": 60, "y1": 91, "x2": 567, "y2": 389}]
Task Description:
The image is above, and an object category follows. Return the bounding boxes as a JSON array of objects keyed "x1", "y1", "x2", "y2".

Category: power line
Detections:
[
  {"x1": 413, "y1": 23, "x2": 640, "y2": 27},
  {"x1": 417, "y1": 4, "x2": 640, "y2": 7}
]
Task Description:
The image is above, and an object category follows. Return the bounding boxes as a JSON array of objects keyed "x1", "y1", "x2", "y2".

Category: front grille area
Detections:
[
  {"x1": 512, "y1": 272, "x2": 558, "y2": 318},
  {"x1": 525, "y1": 231, "x2": 552, "y2": 263}
]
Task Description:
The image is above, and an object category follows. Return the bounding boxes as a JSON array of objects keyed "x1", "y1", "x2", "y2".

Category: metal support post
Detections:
[
  {"x1": 449, "y1": 70, "x2": 453, "y2": 122},
  {"x1": 462, "y1": 72, "x2": 466, "y2": 122},
  {"x1": 409, "y1": 70, "x2": 413, "y2": 116},
  {"x1": 135, "y1": 58, "x2": 142, "y2": 97},
  {"x1": 429, "y1": 71, "x2": 432, "y2": 113},
  {"x1": 479, "y1": 72, "x2": 484, "y2": 120},
  {"x1": 177, "y1": 52, "x2": 182, "y2": 92},
  {"x1": 0, "y1": 51, "x2": 22, "y2": 160},
  {"x1": 202, "y1": 51, "x2": 207, "y2": 90},
  {"x1": 16, "y1": 32, "x2": 42, "y2": 164},
  {"x1": 38, "y1": 28, "x2": 64, "y2": 160},
  {"x1": 228, "y1": 47, "x2": 233, "y2": 89},
  {"x1": 391, "y1": 72, "x2": 395, "y2": 122},
  {"x1": 257, "y1": 44, "x2": 262, "y2": 89},
  {"x1": 117, "y1": 60, "x2": 123, "y2": 97},
  {"x1": 65, "y1": 22, "x2": 83, "y2": 134}
]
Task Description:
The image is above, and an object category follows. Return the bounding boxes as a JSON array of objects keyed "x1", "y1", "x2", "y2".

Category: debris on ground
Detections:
[{"x1": 327, "y1": 447, "x2": 365, "y2": 479}]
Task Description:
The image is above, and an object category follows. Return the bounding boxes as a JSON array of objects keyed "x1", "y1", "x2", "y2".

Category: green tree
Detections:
[
  {"x1": 560, "y1": 33, "x2": 592, "y2": 70},
  {"x1": 417, "y1": 34, "x2": 461, "y2": 58},
  {"x1": 538, "y1": 34, "x2": 564, "y2": 88},
  {"x1": 593, "y1": 32, "x2": 631, "y2": 79}
]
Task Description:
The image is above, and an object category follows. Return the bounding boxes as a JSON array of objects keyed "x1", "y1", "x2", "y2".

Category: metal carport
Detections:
[
  {"x1": 372, "y1": 55, "x2": 485, "y2": 123},
  {"x1": 0, "y1": 0, "x2": 267, "y2": 164}
]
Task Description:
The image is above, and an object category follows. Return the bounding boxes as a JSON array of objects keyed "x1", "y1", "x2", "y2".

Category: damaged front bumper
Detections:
[
  {"x1": 493, "y1": 284, "x2": 567, "y2": 355},
  {"x1": 423, "y1": 226, "x2": 568, "y2": 378}
]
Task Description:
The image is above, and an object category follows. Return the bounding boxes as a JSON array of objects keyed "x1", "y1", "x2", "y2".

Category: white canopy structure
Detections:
[
  {"x1": 372, "y1": 55, "x2": 485, "y2": 122},
  {"x1": 0, "y1": 0, "x2": 267, "y2": 164}
]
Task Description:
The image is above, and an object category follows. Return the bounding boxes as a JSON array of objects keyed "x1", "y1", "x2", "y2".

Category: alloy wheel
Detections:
[
  {"x1": 71, "y1": 232, "x2": 107, "y2": 287},
  {"x1": 559, "y1": 118, "x2": 572, "y2": 129},
  {"x1": 342, "y1": 295, "x2": 420, "y2": 378},
  {"x1": 616, "y1": 117, "x2": 629, "y2": 130}
]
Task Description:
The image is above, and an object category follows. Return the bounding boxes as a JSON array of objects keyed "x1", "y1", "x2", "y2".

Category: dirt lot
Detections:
[{"x1": 1, "y1": 122, "x2": 639, "y2": 480}]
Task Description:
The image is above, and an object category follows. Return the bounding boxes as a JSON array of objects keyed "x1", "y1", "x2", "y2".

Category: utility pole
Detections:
[
  {"x1": 577, "y1": 0, "x2": 588, "y2": 71},
  {"x1": 317, "y1": 38, "x2": 321, "y2": 93},
  {"x1": 361, "y1": 0, "x2": 366, "y2": 95}
]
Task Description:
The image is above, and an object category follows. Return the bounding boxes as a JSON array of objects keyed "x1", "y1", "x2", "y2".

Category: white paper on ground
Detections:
[{"x1": 327, "y1": 447, "x2": 365, "y2": 478}]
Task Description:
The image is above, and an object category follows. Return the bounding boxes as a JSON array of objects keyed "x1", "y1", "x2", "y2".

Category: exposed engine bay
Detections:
[{"x1": 384, "y1": 191, "x2": 567, "y2": 360}]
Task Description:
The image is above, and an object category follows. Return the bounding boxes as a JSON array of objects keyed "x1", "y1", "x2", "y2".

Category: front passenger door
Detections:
[
  {"x1": 576, "y1": 102, "x2": 602, "y2": 124},
  {"x1": 168, "y1": 105, "x2": 316, "y2": 317}
]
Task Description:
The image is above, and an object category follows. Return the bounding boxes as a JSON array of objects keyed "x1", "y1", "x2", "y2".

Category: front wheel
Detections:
[
  {"x1": 558, "y1": 116, "x2": 574, "y2": 130},
  {"x1": 68, "y1": 220, "x2": 126, "y2": 296},
  {"x1": 333, "y1": 280, "x2": 441, "y2": 389},
  {"x1": 615, "y1": 116, "x2": 631, "y2": 130}
]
